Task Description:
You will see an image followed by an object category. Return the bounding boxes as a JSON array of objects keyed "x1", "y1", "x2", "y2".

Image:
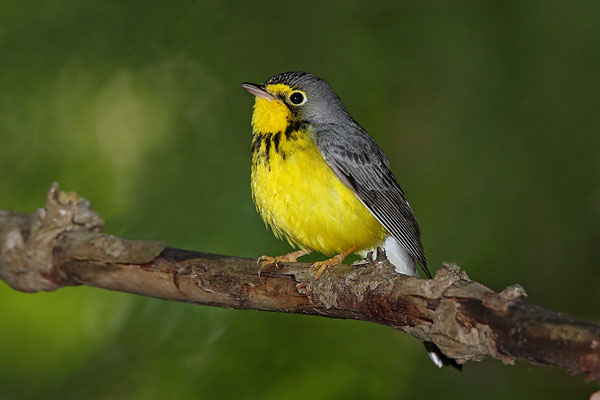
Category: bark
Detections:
[{"x1": 1, "y1": 184, "x2": 599, "y2": 384}]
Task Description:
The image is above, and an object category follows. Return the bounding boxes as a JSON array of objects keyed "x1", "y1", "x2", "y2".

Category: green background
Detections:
[{"x1": 1, "y1": 1, "x2": 599, "y2": 399}]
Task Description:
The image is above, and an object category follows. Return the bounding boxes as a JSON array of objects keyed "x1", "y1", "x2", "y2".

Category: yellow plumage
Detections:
[{"x1": 250, "y1": 84, "x2": 386, "y2": 257}]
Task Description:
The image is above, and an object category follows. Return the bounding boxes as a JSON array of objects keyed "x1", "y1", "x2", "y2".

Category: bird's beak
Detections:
[{"x1": 241, "y1": 82, "x2": 276, "y2": 101}]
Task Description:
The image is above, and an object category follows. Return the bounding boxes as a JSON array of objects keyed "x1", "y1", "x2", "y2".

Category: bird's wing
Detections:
[{"x1": 316, "y1": 122, "x2": 431, "y2": 278}]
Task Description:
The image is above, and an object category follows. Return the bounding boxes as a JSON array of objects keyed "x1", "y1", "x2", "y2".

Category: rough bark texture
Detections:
[{"x1": 1, "y1": 184, "x2": 599, "y2": 384}]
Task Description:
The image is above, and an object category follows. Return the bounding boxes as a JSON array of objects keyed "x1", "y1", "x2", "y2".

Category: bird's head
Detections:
[{"x1": 242, "y1": 71, "x2": 349, "y2": 135}]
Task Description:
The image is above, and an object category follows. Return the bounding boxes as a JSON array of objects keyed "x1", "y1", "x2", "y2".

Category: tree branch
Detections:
[{"x1": 1, "y1": 184, "x2": 599, "y2": 384}]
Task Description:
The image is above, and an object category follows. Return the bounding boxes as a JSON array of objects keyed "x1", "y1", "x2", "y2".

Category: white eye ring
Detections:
[{"x1": 289, "y1": 91, "x2": 307, "y2": 105}]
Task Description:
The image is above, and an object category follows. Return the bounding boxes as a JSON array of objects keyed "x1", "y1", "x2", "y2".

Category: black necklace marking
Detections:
[{"x1": 252, "y1": 120, "x2": 307, "y2": 168}]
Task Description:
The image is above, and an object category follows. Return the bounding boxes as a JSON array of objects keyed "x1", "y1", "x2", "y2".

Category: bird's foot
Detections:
[
  {"x1": 310, "y1": 245, "x2": 358, "y2": 279},
  {"x1": 257, "y1": 248, "x2": 312, "y2": 276},
  {"x1": 311, "y1": 255, "x2": 345, "y2": 280}
]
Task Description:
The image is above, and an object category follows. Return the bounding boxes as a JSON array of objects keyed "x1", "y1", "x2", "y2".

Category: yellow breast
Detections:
[{"x1": 250, "y1": 122, "x2": 386, "y2": 256}]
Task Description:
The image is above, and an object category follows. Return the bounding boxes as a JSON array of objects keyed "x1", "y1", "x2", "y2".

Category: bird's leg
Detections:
[
  {"x1": 311, "y1": 245, "x2": 358, "y2": 279},
  {"x1": 257, "y1": 248, "x2": 312, "y2": 275}
]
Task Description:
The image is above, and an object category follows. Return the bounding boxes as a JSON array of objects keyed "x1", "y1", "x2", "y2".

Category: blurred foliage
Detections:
[{"x1": 1, "y1": 0, "x2": 599, "y2": 399}]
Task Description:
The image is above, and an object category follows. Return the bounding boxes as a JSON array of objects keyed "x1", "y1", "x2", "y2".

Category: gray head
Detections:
[{"x1": 242, "y1": 71, "x2": 351, "y2": 126}]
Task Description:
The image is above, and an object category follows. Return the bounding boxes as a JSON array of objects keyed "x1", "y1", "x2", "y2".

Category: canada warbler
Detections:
[
  {"x1": 242, "y1": 71, "x2": 431, "y2": 280},
  {"x1": 242, "y1": 71, "x2": 459, "y2": 369}
]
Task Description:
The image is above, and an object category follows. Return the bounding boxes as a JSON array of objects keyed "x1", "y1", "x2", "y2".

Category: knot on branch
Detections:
[
  {"x1": 385, "y1": 263, "x2": 527, "y2": 364},
  {"x1": 0, "y1": 183, "x2": 104, "y2": 292}
]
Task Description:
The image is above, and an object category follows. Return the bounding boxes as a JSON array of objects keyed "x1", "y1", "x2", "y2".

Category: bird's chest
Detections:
[{"x1": 250, "y1": 130, "x2": 384, "y2": 255}]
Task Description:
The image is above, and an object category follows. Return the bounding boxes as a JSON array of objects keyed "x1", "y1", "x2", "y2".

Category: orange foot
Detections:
[
  {"x1": 311, "y1": 245, "x2": 357, "y2": 279},
  {"x1": 257, "y1": 248, "x2": 312, "y2": 276}
]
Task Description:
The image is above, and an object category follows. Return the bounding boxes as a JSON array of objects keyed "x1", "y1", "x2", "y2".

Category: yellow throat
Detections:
[{"x1": 251, "y1": 84, "x2": 293, "y2": 134}]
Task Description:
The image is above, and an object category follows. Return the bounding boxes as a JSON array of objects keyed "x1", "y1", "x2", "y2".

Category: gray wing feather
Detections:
[{"x1": 316, "y1": 121, "x2": 431, "y2": 278}]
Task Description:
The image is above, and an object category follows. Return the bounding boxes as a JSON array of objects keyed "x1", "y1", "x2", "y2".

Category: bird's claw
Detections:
[
  {"x1": 256, "y1": 249, "x2": 313, "y2": 277},
  {"x1": 257, "y1": 255, "x2": 281, "y2": 276},
  {"x1": 310, "y1": 256, "x2": 342, "y2": 280}
]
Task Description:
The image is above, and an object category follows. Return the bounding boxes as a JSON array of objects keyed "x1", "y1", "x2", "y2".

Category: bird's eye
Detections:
[{"x1": 289, "y1": 91, "x2": 306, "y2": 105}]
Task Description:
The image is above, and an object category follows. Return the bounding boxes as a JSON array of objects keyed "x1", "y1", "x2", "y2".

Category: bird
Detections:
[{"x1": 242, "y1": 71, "x2": 459, "y2": 369}]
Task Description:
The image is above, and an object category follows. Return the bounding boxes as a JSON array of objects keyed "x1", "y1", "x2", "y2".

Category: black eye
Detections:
[{"x1": 289, "y1": 91, "x2": 305, "y2": 105}]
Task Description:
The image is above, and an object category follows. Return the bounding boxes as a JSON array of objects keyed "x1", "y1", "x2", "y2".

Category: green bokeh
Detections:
[{"x1": 1, "y1": 1, "x2": 599, "y2": 399}]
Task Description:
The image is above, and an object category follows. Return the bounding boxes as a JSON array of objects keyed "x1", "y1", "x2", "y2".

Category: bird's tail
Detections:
[
  {"x1": 374, "y1": 235, "x2": 462, "y2": 370},
  {"x1": 423, "y1": 342, "x2": 462, "y2": 370}
]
